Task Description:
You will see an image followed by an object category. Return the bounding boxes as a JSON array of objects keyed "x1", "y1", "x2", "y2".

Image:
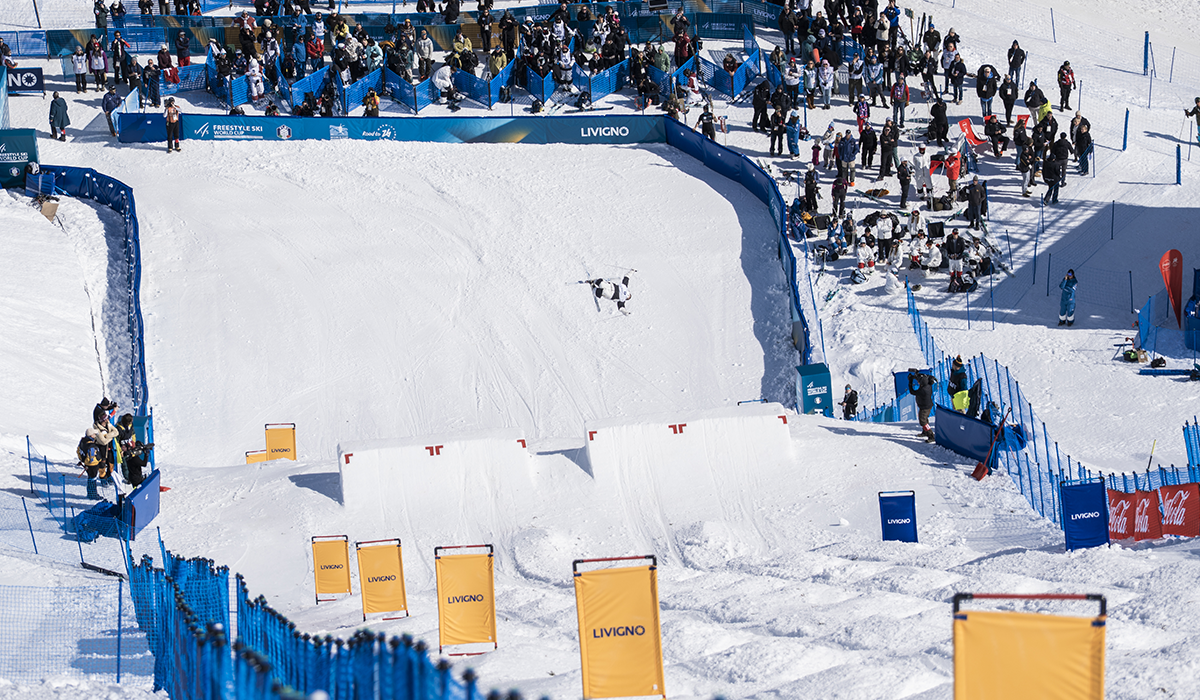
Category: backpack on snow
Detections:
[{"x1": 850, "y1": 268, "x2": 868, "y2": 284}]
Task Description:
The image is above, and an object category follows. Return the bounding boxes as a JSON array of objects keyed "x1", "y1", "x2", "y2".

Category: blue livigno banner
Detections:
[
  {"x1": 879, "y1": 491, "x2": 918, "y2": 543},
  {"x1": 176, "y1": 115, "x2": 667, "y2": 145},
  {"x1": 1059, "y1": 480, "x2": 1110, "y2": 551}
]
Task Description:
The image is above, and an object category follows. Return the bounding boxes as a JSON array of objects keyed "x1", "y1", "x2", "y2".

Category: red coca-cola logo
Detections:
[
  {"x1": 1133, "y1": 491, "x2": 1162, "y2": 541},
  {"x1": 1107, "y1": 490, "x2": 1133, "y2": 539},
  {"x1": 1157, "y1": 484, "x2": 1200, "y2": 538}
]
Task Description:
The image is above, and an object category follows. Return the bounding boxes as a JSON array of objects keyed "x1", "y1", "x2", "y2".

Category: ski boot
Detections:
[{"x1": 86, "y1": 478, "x2": 101, "y2": 500}]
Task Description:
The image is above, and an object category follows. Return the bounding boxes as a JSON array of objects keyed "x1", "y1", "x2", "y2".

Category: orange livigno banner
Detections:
[
  {"x1": 574, "y1": 561, "x2": 665, "y2": 700},
  {"x1": 356, "y1": 539, "x2": 408, "y2": 620},
  {"x1": 435, "y1": 548, "x2": 497, "y2": 651},
  {"x1": 265, "y1": 423, "x2": 296, "y2": 461},
  {"x1": 311, "y1": 536, "x2": 351, "y2": 602}
]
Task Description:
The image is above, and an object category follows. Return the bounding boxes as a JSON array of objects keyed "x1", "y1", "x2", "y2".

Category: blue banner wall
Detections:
[
  {"x1": 1059, "y1": 479, "x2": 1110, "y2": 550},
  {"x1": 934, "y1": 406, "x2": 995, "y2": 463},
  {"x1": 0, "y1": 129, "x2": 38, "y2": 188},
  {"x1": 879, "y1": 491, "x2": 918, "y2": 542},
  {"x1": 117, "y1": 113, "x2": 167, "y2": 143},
  {"x1": 6, "y1": 67, "x2": 44, "y2": 94},
  {"x1": 175, "y1": 114, "x2": 666, "y2": 144}
]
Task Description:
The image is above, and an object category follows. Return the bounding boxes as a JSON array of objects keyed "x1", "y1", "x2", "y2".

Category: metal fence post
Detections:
[
  {"x1": 117, "y1": 579, "x2": 124, "y2": 683},
  {"x1": 1122, "y1": 108, "x2": 1129, "y2": 150},
  {"x1": 22, "y1": 497, "x2": 38, "y2": 554},
  {"x1": 1177, "y1": 145, "x2": 1182, "y2": 184},
  {"x1": 1050, "y1": 8, "x2": 1056, "y2": 43}
]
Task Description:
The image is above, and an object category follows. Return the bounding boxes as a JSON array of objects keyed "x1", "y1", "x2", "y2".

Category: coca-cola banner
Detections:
[
  {"x1": 1107, "y1": 490, "x2": 1134, "y2": 539},
  {"x1": 1133, "y1": 491, "x2": 1163, "y2": 541},
  {"x1": 1158, "y1": 483, "x2": 1200, "y2": 537},
  {"x1": 1159, "y1": 249, "x2": 1183, "y2": 328}
]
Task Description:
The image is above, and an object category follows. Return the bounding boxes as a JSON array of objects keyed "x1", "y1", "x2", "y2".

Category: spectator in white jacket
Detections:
[
  {"x1": 72, "y1": 46, "x2": 89, "y2": 93},
  {"x1": 912, "y1": 145, "x2": 933, "y2": 199},
  {"x1": 818, "y1": 59, "x2": 835, "y2": 109},
  {"x1": 246, "y1": 58, "x2": 264, "y2": 100},
  {"x1": 940, "y1": 43, "x2": 958, "y2": 94}
]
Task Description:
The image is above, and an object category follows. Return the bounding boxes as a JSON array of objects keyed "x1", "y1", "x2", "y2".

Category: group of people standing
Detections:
[{"x1": 76, "y1": 398, "x2": 155, "y2": 500}]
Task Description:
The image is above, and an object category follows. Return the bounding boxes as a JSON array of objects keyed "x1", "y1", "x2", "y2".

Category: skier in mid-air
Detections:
[{"x1": 586, "y1": 270, "x2": 636, "y2": 315}]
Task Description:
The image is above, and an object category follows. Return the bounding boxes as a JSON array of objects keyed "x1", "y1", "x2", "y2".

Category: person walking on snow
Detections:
[
  {"x1": 588, "y1": 270, "x2": 636, "y2": 315},
  {"x1": 1058, "y1": 269, "x2": 1078, "y2": 326},
  {"x1": 102, "y1": 85, "x2": 121, "y2": 137},
  {"x1": 49, "y1": 92, "x2": 70, "y2": 141}
]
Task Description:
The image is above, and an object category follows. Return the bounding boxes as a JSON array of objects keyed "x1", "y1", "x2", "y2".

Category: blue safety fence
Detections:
[
  {"x1": 1187, "y1": 418, "x2": 1200, "y2": 468},
  {"x1": 230, "y1": 74, "x2": 250, "y2": 107},
  {"x1": 111, "y1": 88, "x2": 141, "y2": 136},
  {"x1": 525, "y1": 66, "x2": 555, "y2": 103},
  {"x1": 206, "y1": 47, "x2": 229, "y2": 103},
  {"x1": 290, "y1": 64, "x2": 331, "y2": 109},
  {"x1": 487, "y1": 60, "x2": 516, "y2": 105},
  {"x1": 453, "y1": 66, "x2": 492, "y2": 109},
  {"x1": 161, "y1": 62, "x2": 208, "y2": 96},
  {"x1": 344, "y1": 67, "x2": 385, "y2": 113},
  {"x1": 763, "y1": 56, "x2": 781, "y2": 89},
  {"x1": 0, "y1": 30, "x2": 48, "y2": 57},
  {"x1": 384, "y1": 67, "x2": 436, "y2": 113},
  {"x1": 0, "y1": 66, "x2": 10, "y2": 130},
  {"x1": 124, "y1": 536, "x2": 501, "y2": 699},
  {"x1": 572, "y1": 59, "x2": 628, "y2": 101},
  {"x1": 0, "y1": 581, "x2": 152, "y2": 685},
  {"x1": 646, "y1": 62, "x2": 674, "y2": 99},
  {"x1": 904, "y1": 282, "x2": 1200, "y2": 527}
]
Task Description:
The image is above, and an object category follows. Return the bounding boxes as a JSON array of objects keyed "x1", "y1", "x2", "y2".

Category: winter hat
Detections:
[
  {"x1": 845, "y1": 384, "x2": 852, "y2": 391},
  {"x1": 808, "y1": 163, "x2": 815, "y2": 171}
]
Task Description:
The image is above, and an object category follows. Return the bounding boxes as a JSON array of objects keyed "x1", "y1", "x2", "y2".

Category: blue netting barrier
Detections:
[
  {"x1": 487, "y1": 60, "x2": 515, "y2": 105},
  {"x1": 763, "y1": 56, "x2": 781, "y2": 89},
  {"x1": 161, "y1": 63, "x2": 208, "y2": 96},
  {"x1": 0, "y1": 30, "x2": 48, "y2": 57},
  {"x1": 343, "y1": 68, "x2": 385, "y2": 113},
  {"x1": 105, "y1": 27, "x2": 164, "y2": 54},
  {"x1": 903, "y1": 283, "x2": 1200, "y2": 525},
  {"x1": 230, "y1": 74, "x2": 250, "y2": 107},
  {"x1": 525, "y1": 65, "x2": 554, "y2": 103},
  {"x1": 1187, "y1": 419, "x2": 1200, "y2": 468},
  {"x1": 732, "y1": 51, "x2": 759, "y2": 95},
  {"x1": 452, "y1": 67, "x2": 491, "y2": 109},
  {"x1": 0, "y1": 582, "x2": 152, "y2": 685},
  {"x1": 646, "y1": 62, "x2": 674, "y2": 98},
  {"x1": 290, "y1": 65, "x2": 330, "y2": 109},
  {"x1": 206, "y1": 48, "x2": 229, "y2": 104}
]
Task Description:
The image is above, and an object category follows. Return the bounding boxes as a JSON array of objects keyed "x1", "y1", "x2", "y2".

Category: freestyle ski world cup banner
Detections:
[
  {"x1": 1160, "y1": 249, "x2": 1183, "y2": 328},
  {"x1": 265, "y1": 423, "x2": 296, "y2": 461},
  {"x1": 6, "y1": 67, "x2": 44, "y2": 94},
  {"x1": 574, "y1": 559, "x2": 666, "y2": 700},
  {"x1": 879, "y1": 491, "x2": 918, "y2": 543},
  {"x1": 176, "y1": 114, "x2": 667, "y2": 145},
  {"x1": 435, "y1": 546, "x2": 497, "y2": 652},
  {"x1": 312, "y1": 535, "x2": 351, "y2": 603},
  {"x1": 1060, "y1": 480, "x2": 1110, "y2": 551},
  {"x1": 0, "y1": 129, "x2": 38, "y2": 189},
  {"x1": 953, "y1": 610, "x2": 1105, "y2": 700},
  {"x1": 1158, "y1": 483, "x2": 1200, "y2": 538},
  {"x1": 356, "y1": 539, "x2": 409, "y2": 620}
]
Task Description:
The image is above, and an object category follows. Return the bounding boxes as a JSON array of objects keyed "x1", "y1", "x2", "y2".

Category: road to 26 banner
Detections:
[
  {"x1": 573, "y1": 556, "x2": 666, "y2": 700},
  {"x1": 435, "y1": 545, "x2": 497, "y2": 653},
  {"x1": 311, "y1": 535, "x2": 351, "y2": 603},
  {"x1": 356, "y1": 538, "x2": 409, "y2": 621}
]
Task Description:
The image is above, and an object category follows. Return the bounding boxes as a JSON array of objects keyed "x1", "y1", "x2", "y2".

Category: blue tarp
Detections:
[{"x1": 934, "y1": 406, "x2": 995, "y2": 464}]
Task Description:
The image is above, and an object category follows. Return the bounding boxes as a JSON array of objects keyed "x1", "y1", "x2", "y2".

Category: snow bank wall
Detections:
[
  {"x1": 338, "y1": 430, "x2": 534, "y2": 550},
  {"x1": 585, "y1": 403, "x2": 795, "y2": 557}
]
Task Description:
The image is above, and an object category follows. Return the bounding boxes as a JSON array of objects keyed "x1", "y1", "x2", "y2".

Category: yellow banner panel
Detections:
[
  {"x1": 954, "y1": 610, "x2": 1105, "y2": 700},
  {"x1": 246, "y1": 450, "x2": 267, "y2": 464},
  {"x1": 436, "y1": 553, "x2": 497, "y2": 649},
  {"x1": 575, "y1": 565, "x2": 666, "y2": 700},
  {"x1": 357, "y1": 542, "x2": 408, "y2": 618},
  {"x1": 311, "y1": 538, "x2": 351, "y2": 599},
  {"x1": 265, "y1": 424, "x2": 296, "y2": 461}
]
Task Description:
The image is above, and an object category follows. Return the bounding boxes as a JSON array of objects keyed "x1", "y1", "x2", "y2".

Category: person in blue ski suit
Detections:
[{"x1": 1058, "y1": 269, "x2": 1077, "y2": 326}]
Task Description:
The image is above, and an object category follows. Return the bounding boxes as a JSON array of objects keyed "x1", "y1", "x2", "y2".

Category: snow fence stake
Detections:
[
  {"x1": 1177, "y1": 145, "x2": 1182, "y2": 184},
  {"x1": 1143, "y1": 32, "x2": 1150, "y2": 75},
  {"x1": 1110, "y1": 201, "x2": 1115, "y2": 239},
  {"x1": 1122, "y1": 109, "x2": 1129, "y2": 150},
  {"x1": 1046, "y1": 253, "x2": 1052, "y2": 296}
]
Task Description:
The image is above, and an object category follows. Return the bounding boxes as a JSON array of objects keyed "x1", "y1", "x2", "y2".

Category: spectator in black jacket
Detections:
[
  {"x1": 1052, "y1": 132, "x2": 1072, "y2": 185},
  {"x1": 839, "y1": 385, "x2": 859, "y2": 420},
  {"x1": 1007, "y1": 40, "x2": 1025, "y2": 81},
  {"x1": 929, "y1": 97, "x2": 948, "y2": 146},
  {"x1": 1074, "y1": 123, "x2": 1092, "y2": 175},
  {"x1": 860, "y1": 123, "x2": 878, "y2": 168},
  {"x1": 908, "y1": 370, "x2": 937, "y2": 439},
  {"x1": 877, "y1": 118, "x2": 898, "y2": 178},
  {"x1": 999, "y1": 74, "x2": 1018, "y2": 124},
  {"x1": 752, "y1": 79, "x2": 771, "y2": 132},
  {"x1": 984, "y1": 115, "x2": 1008, "y2": 157}
]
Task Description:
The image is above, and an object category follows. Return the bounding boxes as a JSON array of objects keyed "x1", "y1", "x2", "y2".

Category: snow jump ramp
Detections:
[{"x1": 584, "y1": 402, "x2": 796, "y2": 561}]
